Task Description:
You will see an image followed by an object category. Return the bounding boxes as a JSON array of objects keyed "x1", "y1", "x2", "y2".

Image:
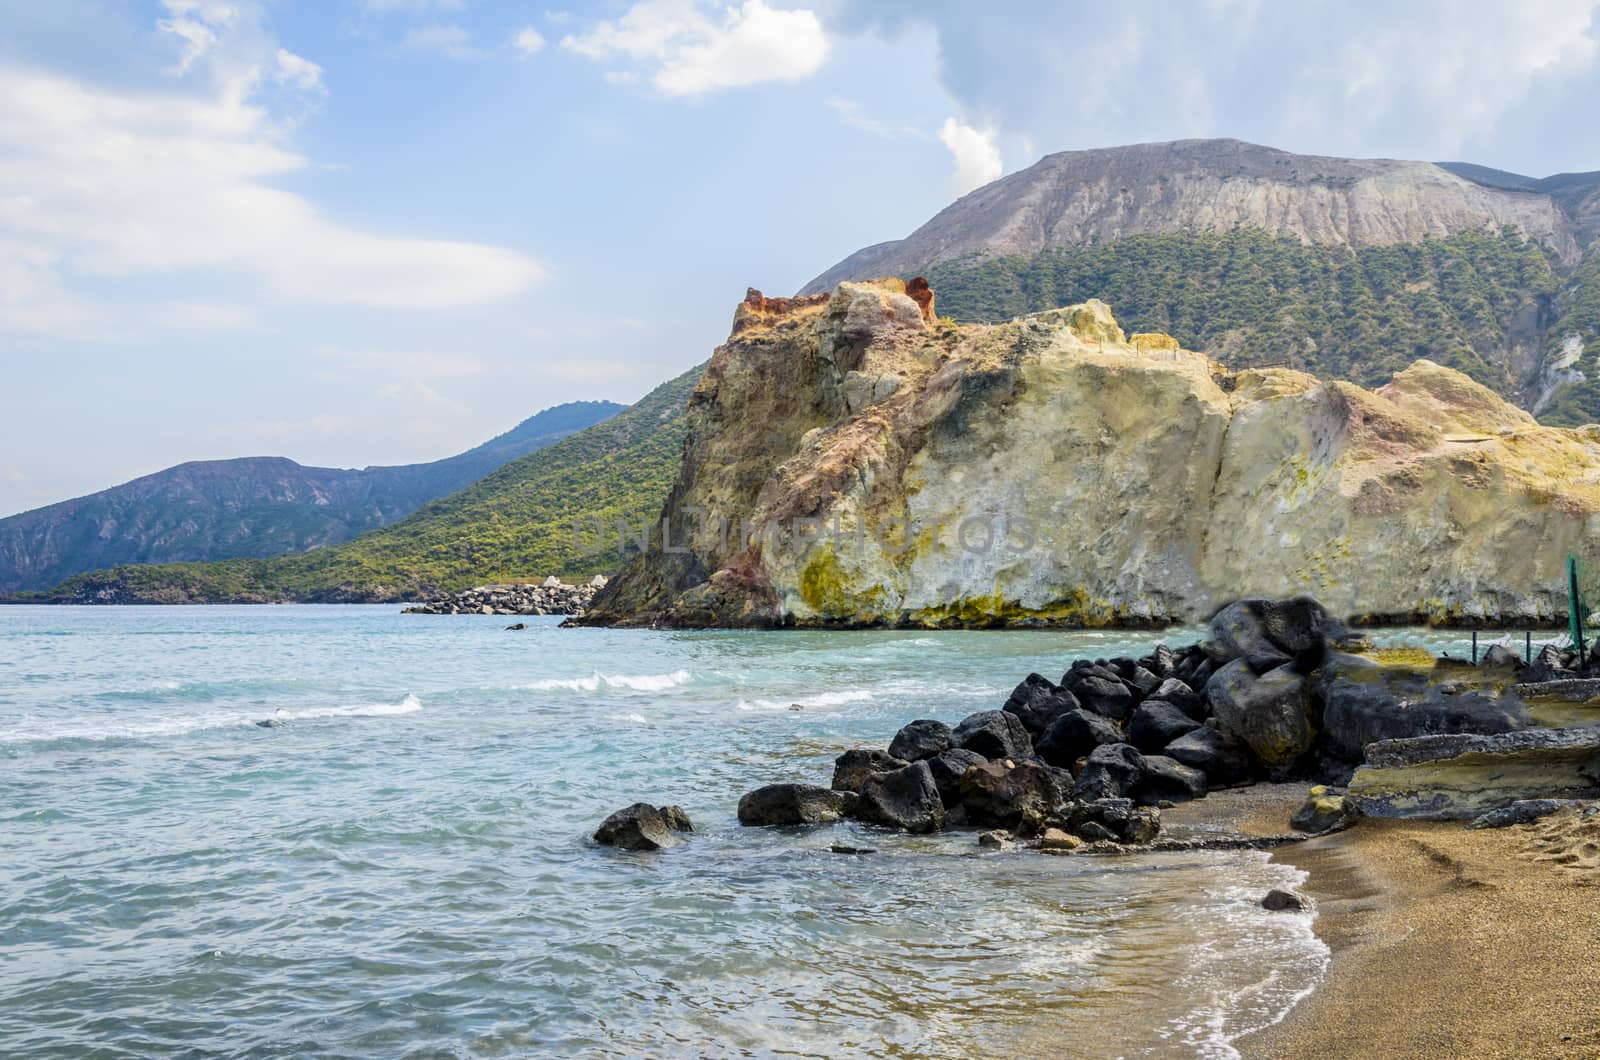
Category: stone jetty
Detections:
[{"x1": 403, "y1": 575, "x2": 607, "y2": 616}]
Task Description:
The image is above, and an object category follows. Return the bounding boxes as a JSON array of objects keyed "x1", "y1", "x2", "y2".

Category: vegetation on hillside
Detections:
[
  {"x1": 31, "y1": 367, "x2": 701, "y2": 603},
  {"x1": 925, "y1": 227, "x2": 1598, "y2": 420}
]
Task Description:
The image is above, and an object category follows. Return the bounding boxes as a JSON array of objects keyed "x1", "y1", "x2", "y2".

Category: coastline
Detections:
[{"x1": 1240, "y1": 814, "x2": 1600, "y2": 1058}]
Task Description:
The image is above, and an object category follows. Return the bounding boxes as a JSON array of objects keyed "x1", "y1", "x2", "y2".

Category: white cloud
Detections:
[
  {"x1": 362, "y1": 0, "x2": 465, "y2": 12},
  {"x1": 0, "y1": 4, "x2": 543, "y2": 342},
  {"x1": 514, "y1": 26, "x2": 547, "y2": 56},
  {"x1": 561, "y1": 0, "x2": 829, "y2": 96},
  {"x1": 826, "y1": 97, "x2": 927, "y2": 140},
  {"x1": 402, "y1": 23, "x2": 479, "y2": 59},
  {"x1": 938, "y1": 117, "x2": 1003, "y2": 196},
  {"x1": 273, "y1": 48, "x2": 324, "y2": 92}
]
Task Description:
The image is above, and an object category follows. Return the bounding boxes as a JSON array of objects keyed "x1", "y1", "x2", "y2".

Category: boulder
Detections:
[
  {"x1": 1348, "y1": 726, "x2": 1600, "y2": 819},
  {"x1": 831, "y1": 749, "x2": 910, "y2": 793},
  {"x1": 1126, "y1": 665, "x2": 1163, "y2": 697},
  {"x1": 1209, "y1": 599, "x2": 1293, "y2": 672},
  {"x1": 1208, "y1": 660, "x2": 1314, "y2": 767},
  {"x1": 1002, "y1": 674, "x2": 1082, "y2": 736},
  {"x1": 594, "y1": 803, "x2": 690, "y2": 850},
  {"x1": 1262, "y1": 889, "x2": 1307, "y2": 912},
  {"x1": 927, "y1": 747, "x2": 988, "y2": 807},
  {"x1": 738, "y1": 784, "x2": 856, "y2": 827},
  {"x1": 855, "y1": 760, "x2": 945, "y2": 833},
  {"x1": 1036, "y1": 707, "x2": 1124, "y2": 768},
  {"x1": 1145, "y1": 644, "x2": 1181, "y2": 678},
  {"x1": 1073, "y1": 742, "x2": 1147, "y2": 800},
  {"x1": 1153, "y1": 677, "x2": 1207, "y2": 721},
  {"x1": 658, "y1": 805, "x2": 694, "y2": 832},
  {"x1": 1038, "y1": 827, "x2": 1083, "y2": 853},
  {"x1": 1059, "y1": 796, "x2": 1161, "y2": 844},
  {"x1": 1126, "y1": 700, "x2": 1201, "y2": 753},
  {"x1": 1165, "y1": 722, "x2": 1255, "y2": 786},
  {"x1": 977, "y1": 829, "x2": 1013, "y2": 849},
  {"x1": 1067, "y1": 675, "x2": 1135, "y2": 722},
  {"x1": 1481, "y1": 644, "x2": 1522, "y2": 669},
  {"x1": 952, "y1": 709, "x2": 1034, "y2": 759},
  {"x1": 887, "y1": 719, "x2": 953, "y2": 762},
  {"x1": 1290, "y1": 787, "x2": 1356, "y2": 832},
  {"x1": 1318, "y1": 659, "x2": 1530, "y2": 766},
  {"x1": 958, "y1": 759, "x2": 1073, "y2": 828},
  {"x1": 1135, "y1": 756, "x2": 1207, "y2": 803}
]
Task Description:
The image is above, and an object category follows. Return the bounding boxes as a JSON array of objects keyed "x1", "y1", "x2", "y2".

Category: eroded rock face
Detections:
[
  {"x1": 1348, "y1": 727, "x2": 1600, "y2": 819},
  {"x1": 581, "y1": 281, "x2": 1600, "y2": 629}
]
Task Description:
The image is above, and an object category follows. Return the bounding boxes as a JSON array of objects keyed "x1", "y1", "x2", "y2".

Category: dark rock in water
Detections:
[
  {"x1": 952, "y1": 709, "x2": 1034, "y2": 760},
  {"x1": 1074, "y1": 742, "x2": 1147, "y2": 800},
  {"x1": 1126, "y1": 700, "x2": 1201, "y2": 753},
  {"x1": 738, "y1": 784, "x2": 856, "y2": 827},
  {"x1": 1059, "y1": 796, "x2": 1161, "y2": 844},
  {"x1": 1165, "y1": 721, "x2": 1254, "y2": 786},
  {"x1": 887, "y1": 719, "x2": 953, "y2": 762},
  {"x1": 594, "y1": 803, "x2": 687, "y2": 850},
  {"x1": 504, "y1": 622, "x2": 527, "y2": 631},
  {"x1": 1036, "y1": 708, "x2": 1123, "y2": 768},
  {"x1": 1318, "y1": 657, "x2": 1529, "y2": 766},
  {"x1": 1136, "y1": 756, "x2": 1207, "y2": 803},
  {"x1": 1153, "y1": 677, "x2": 1206, "y2": 721},
  {"x1": 1208, "y1": 660, "x2": 1313, "y2": 767},
  {"x1": 927, "y1": 747, "x2": 988, "y2": 807},
  {"x1": 1210, "y1": 599, "x2": 1294, "y2": 673},
  {"x1": 1467, "y1": 799, "x2": 1583, "y2": 830},
  {"x1": 1348, "y1": 727, "x2": 1600, "y2": 819},
  {"x1": 1290, "y1": 787, "x2": 1356, "y2": 833},
  {"x1": 1481, "y1": 644, "x2": 1522, "y2": 668},
  {"x1": 958, "y1": 759, "x2": 1073, "y2": 828},
  {"x1": 658, "y1": 805, "x2": 694, "y2": 832},
  {"x1": 1002, "y1": 675, "x2": 1082, "y2": 736},
  {"x1": 831, "y1": 749, "x2": 910, "y2": 793},
  {"x1": 1261, "y1": 888, "x2": 1306, "y2": 911},
  {"x1": 1066, "y1": 675, "x2": 1134, "y2": 722},
  {"x1": 255, "y1": 718, "x2": 281, "y2": 728},
  {"x1": 830, "y1": 844, "x2": 876, "y2": 855},
  {"x1": 855, "y1": 760, "x2": 945, "y2": 833}
]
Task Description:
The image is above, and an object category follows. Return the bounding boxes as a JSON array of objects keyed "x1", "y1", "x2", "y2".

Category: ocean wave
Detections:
[
  {"x1": 520, "y1": 670, "x2": 693, "y2": 693},
  {"x1": 735, "y1": 690, "x2": 875, "y2": 712},
  {"x1": 1, "y1": 694, "x2": 423, "y2": 746}
]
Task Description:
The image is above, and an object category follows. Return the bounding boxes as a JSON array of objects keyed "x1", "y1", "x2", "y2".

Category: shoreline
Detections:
[{"x1": 1238, "y1": 813, "x2": 1600, "y2": 1058}]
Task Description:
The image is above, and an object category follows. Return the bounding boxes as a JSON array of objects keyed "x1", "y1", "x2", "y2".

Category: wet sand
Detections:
[{"x1": 1239, "y1": 806, "x2": 1600, "y2": 1058}]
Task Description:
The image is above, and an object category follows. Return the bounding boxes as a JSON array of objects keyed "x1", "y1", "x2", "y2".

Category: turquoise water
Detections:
[{"x1": 1, "y1": 606, "x2": 1490, "y2": 1057}]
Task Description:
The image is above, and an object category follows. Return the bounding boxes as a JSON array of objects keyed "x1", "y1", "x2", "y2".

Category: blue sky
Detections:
[{"x1": 3, "y1": 0, "x2": 1599, "y2": 517}]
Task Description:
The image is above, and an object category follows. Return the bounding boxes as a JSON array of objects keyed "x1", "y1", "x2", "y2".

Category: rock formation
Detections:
[
  {"x1": 580, "y1": 280, "x2": 1600, "y2": 629},
  {"x1": 404, "y1": 577, "x2": 605, "y2": 616}
]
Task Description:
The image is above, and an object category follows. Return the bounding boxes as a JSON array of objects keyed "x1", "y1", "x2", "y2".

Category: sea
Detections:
[{"x1": 0, "y1": 605, "x2": 1510, "y2": 1057}]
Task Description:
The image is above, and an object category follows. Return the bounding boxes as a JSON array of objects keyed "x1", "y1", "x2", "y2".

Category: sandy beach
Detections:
[{"x1": 1234, "y1": 805, "x2": 1600, "y2": 1058}]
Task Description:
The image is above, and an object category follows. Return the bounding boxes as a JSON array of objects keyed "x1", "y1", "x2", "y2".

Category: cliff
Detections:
[{"x1": 579, "y1": 281, "x2": 1600, "y2": 629}]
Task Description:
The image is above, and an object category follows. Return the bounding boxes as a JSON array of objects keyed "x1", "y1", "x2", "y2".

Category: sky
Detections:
[{"x1": 2, "y1": 0, "x2": 1599, "y2": 517}]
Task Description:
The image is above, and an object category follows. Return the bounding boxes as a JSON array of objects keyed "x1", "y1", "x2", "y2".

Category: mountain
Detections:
[
  {"x1": 580, "y1": 281, "x2": 1600, "y2": 629},
  {"x1": 27, "y1": 369, "x2": 700, "y2": 603},
  {"x1": 0, "y1": 400, "x2": 623, "y2": 594},
  {"x1": 803, "y1": 139, "x2": 1600, "y2": 426}
]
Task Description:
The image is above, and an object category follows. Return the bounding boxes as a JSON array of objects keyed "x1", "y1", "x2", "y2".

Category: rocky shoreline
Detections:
[
  {"x1": 596, "y1": 595, "x2": 1599, "y2": 860},
  {"x1": 402, "y1": 576, "x2": 607, "y2": 617}
]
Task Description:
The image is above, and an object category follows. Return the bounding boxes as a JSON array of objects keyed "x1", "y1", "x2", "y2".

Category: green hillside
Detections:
[
  {"x1": 31, "y1": 367, "x2": 702, "y2": 603},
  {"x1": 925, "y1": 227, "x2": 1600, "y2": 422}
]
